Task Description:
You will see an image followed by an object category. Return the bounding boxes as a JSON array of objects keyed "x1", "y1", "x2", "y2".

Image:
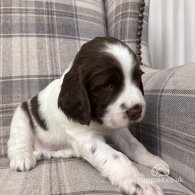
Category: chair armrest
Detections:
[{"x1": 131, "y1": 64, "x2": 195, "y2": 192}]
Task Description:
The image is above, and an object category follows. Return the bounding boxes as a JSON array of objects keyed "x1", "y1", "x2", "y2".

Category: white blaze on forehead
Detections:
[{"x1": 103, "y1": 43, "x2": 134, "y2": 75}]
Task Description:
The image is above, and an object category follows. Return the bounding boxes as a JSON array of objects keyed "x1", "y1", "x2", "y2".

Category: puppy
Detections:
[{"x1": 8, "y1": 37, "x2": 169, "y2": 195}]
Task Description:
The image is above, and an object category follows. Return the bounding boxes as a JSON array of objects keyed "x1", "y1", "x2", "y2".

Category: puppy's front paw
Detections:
[
  {"x1": 120, "y1": 177, "x2": 164, "y2": 195},
  {"x1": 9, "y1": 152, "x2": 36, "y2": 171},
  {"x1": 151, "y1": 157, "x2": 170, "y2": 176}
]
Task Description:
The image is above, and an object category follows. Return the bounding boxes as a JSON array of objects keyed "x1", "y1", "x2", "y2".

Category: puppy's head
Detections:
[{"x1": 58, "y1": 37, "x2": 145, "y2": 129}]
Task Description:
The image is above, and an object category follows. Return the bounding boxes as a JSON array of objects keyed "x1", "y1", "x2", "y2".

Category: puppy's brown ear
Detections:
[{"x1": 58, "y1": 71, "x2": 91, "y2": 125}]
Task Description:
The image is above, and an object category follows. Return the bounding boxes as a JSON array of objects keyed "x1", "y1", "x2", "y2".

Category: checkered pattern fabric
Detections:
[
  {"x1": 131, "y1": 64, "x2": 195, "y2": 193},
  {"x1": 0, "y1": 157, "x2": 194, "y2": 195},
  {"x1": 0, "y1": 0, "x2": 106, "y2": 157},
  {"x1": 0, "y1": 0, "x2": 194, "y2": 194}
]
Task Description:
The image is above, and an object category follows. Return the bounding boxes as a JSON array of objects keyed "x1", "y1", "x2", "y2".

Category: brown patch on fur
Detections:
[
  {"x1": 113, "y1": 153, "x2": 119, "y2": 159},
  {"x1": 30, "y1": 95, "x2": 47, "y2": 130},
  {"x1": 21, "y1": 101, "x2": 35, "y2": 133}
]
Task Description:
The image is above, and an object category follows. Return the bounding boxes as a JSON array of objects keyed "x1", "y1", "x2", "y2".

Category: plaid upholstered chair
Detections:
[{"x1": 0, "y1": 0, "x2": 194, "y2": 194}]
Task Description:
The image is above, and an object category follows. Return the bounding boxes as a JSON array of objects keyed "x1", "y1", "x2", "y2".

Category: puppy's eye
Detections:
[{"x1": 102, "y1": 83, "x2": 115, "y2": 91}]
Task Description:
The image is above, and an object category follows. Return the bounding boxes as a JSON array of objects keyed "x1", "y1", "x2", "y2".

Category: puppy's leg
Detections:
[
  {"x1": 8, "y1": 105, "x2": 36, "y2": 171},
  {"x1": 77, "y1": 136, "x2": 164, "y2": 195},
  {"x1": 111, "y1": 128, "x2": 170, "y2": 175}
]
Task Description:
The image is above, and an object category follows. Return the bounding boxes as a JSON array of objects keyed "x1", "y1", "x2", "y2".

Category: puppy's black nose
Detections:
[{"x1": 126, "y1": 104, "x2": 142, "y2": 120}]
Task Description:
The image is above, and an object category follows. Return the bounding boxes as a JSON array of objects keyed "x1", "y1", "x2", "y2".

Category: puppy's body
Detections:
[{"x1": 8, "y1": 37, "x2": 169, "y2": 195}]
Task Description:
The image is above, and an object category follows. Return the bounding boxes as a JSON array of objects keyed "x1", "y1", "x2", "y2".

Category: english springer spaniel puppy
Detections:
[{"x1": 8, "y1": 37, "x2": 169, "y2": 195}]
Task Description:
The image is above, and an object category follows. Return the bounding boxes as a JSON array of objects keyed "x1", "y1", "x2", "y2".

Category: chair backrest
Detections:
[{"x1": 0, "y1": 0, "x2": 150, "y2": 160}]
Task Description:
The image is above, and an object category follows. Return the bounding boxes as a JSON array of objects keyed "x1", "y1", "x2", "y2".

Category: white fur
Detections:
[
  {"x1": 8, "y1": 43, "x2": 169, "y2": 195},
  {"x1": 103, "y1": 43, "x2": 145, "y2": 129},
  {"x1": 104, "y1": 43, "x2": 134, "y2": 72}
]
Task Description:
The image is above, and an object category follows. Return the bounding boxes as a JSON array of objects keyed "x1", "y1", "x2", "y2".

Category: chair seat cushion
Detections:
[{"x1": 0, "y1": 157, "x2": 193, "y2": 195}]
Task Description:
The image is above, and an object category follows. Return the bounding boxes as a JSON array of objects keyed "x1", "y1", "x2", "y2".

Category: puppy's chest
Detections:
[{"x1": 34, "y1": 124, "x2": 73, "y2": 151}]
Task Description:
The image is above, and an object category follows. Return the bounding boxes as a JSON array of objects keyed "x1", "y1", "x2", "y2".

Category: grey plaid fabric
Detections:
[
  {"x1": 0, "y1": 0, "x2": 194, "y2": 194},
  {"x1": 0, "y1": 0, "x2": 106, "y2": 157},
  {"x1": 0, "y1": 157, "x2": 194, "y2": 195},
  {"x1": 105, "y1": 0, "x2": 150, "y2": 66},
  {"x1": 131, "y1": 64, "x2": 195, "y2": 193}
]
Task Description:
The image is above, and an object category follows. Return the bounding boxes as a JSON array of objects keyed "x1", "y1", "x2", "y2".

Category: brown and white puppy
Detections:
[{"x1": 8, "y1": 37, "x2": 169, "y2": 195}]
